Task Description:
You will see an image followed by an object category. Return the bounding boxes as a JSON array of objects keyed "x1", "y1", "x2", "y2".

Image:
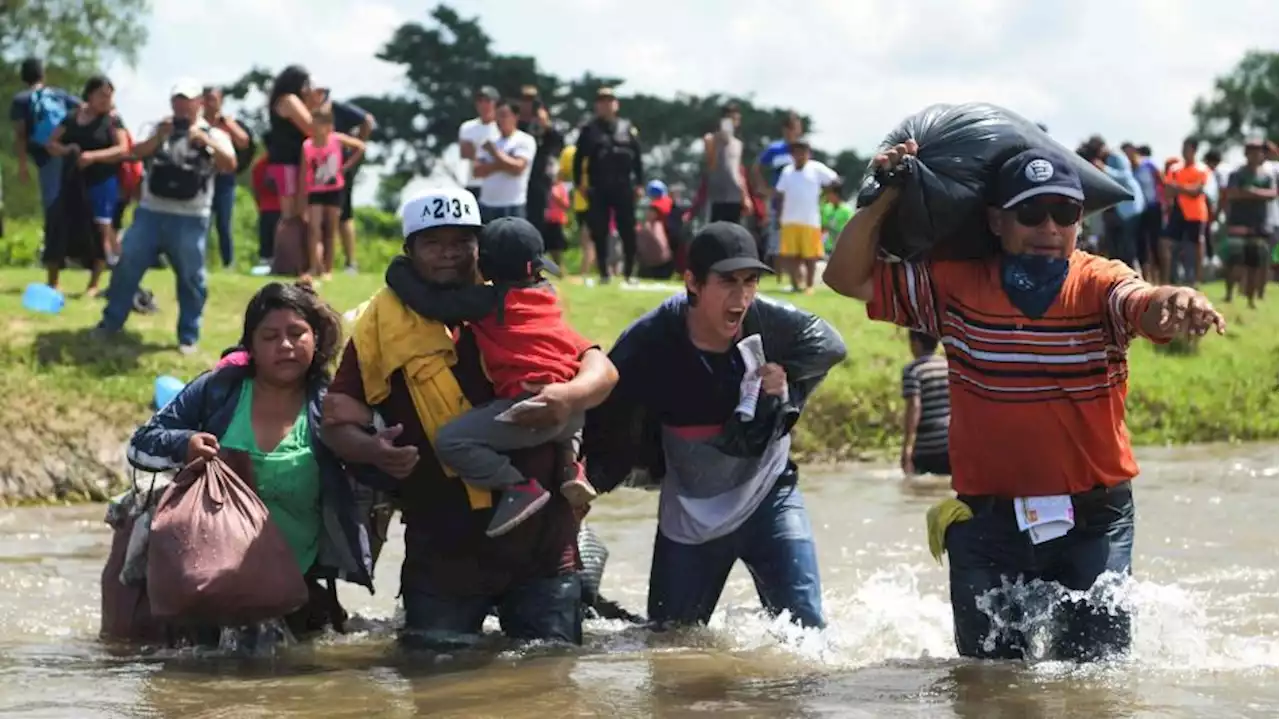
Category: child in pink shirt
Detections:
[{"x1": 302, "y1": 109, "x2": 365, "y2": 278}]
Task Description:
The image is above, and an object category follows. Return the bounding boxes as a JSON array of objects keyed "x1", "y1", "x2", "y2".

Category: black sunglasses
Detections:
[{"x1": 1013, "y1": 201, "x2": 1083, "y2": 228}]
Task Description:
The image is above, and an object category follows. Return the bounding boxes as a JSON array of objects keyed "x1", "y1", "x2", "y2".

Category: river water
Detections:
[{"x1": 0, "y1": 443, "x2": 1275, "y2": 718}]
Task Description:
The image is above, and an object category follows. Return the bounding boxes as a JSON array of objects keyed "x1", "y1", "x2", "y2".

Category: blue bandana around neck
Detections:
[{"x1": 1000, "y1": 254, "x2": 1070, "y2": 319}]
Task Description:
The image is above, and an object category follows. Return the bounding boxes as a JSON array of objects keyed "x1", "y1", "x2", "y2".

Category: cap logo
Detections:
[
  {"x1": 1025, "y1": 159, "x2": 1055, "y2": 183},
  {"x1": 420, "y1": 196, "x2": 472, "y2": 222}
]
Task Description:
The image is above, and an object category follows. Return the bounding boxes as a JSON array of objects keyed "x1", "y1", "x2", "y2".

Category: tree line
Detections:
[{"x1": 2, "y1": 1, "x2": 1277, "y2": 219}]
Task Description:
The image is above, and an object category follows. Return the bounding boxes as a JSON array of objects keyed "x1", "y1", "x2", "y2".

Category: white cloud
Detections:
[{"x1": 100, "y1": 0, "x2": 1278, "y2": 206}]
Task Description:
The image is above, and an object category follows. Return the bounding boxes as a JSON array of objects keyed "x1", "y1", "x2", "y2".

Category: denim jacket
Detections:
[{"x1": 128, "y1": 365, "x2": 374, "y2": 591}]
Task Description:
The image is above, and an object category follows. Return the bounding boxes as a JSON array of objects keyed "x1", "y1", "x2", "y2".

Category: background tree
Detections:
[
  {"x1": 356, "y1": 4, "x2": 865, "y2": 208},
  {"x1": 1192, "y1": 50, "x2": 1279, "y2": 150},
  {"x1": 219, "y1": 66, "x2": 274, "y2": 136},
  {"x1": 102, "y1": 3, "x2": 868, "y2": 216},
  {"x1": 1, "y1": 0, "x2": 150, "y2": 219}
]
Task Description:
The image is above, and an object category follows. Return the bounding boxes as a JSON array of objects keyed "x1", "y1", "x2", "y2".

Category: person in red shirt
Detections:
[
  {"x1": 251, "y1": 154, "x2": 282, "y2": 265},
  {"x1": 825, "y1": 141, "x2": 1225, "y2": 662},
  {"x1": 385, "y1": 216, "x2": 598, "y2": 537}
]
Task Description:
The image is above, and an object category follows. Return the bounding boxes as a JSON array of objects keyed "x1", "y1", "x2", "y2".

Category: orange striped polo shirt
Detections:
[{"x1": 867, "y1": 251, "x2": 1160, "y2": 498}]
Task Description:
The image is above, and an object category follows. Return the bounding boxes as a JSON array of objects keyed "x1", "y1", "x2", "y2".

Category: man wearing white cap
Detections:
[
  {"x1": 95, "y1": 79, "x2": 236, "y2": 354},
  {"x1": 320, "y1": 187, "x2": 619, "y2": 650}
]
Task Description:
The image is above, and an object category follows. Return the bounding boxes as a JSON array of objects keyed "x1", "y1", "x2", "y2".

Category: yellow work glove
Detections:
[{"x1": 926, "y1": 498, "x2": 973, "y2": 564}]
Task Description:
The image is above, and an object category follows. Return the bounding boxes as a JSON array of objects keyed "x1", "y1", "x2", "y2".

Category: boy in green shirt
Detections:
[{"x1": 820, "y1": 180, "x2": 854, "y2": 256}]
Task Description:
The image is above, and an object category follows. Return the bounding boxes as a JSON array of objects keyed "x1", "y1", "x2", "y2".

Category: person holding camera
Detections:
[{"x1": 94, "y1": 79, "x2": 236, "y2": 355}]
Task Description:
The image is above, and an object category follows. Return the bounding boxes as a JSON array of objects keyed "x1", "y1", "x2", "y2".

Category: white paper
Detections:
[
  {"x1": 1013, "y1": 495, "x2": 1075, "y2": 545},
  {"x1": 494, "y1": 399, "x2": 548, "y2": 424},
  {"x1": 735, "y1": 335, "x2": 765, "y2": 420}
]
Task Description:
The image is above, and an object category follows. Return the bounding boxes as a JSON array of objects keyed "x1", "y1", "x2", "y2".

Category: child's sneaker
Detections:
[
  {"x1": 486, "y1": 479, "x2": 550, "y2": 537},
  {"x1": 560, "y1": 461, "x2": 598, "y2": 508}
]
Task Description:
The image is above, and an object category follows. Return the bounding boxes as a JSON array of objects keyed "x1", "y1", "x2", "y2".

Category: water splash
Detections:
[{"x1": 650, "y1": 565, "x2": 1278, "y2": 674}]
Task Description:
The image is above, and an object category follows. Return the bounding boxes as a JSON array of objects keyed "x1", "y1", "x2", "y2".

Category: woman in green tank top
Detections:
[{"x1": 130, "y1": 281, "x2": 377, "y2": 647}]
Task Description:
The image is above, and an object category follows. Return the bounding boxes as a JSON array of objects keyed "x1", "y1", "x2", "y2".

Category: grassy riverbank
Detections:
[{"x1": 0, "y1": 265, "x2": 1276, "y2": 501}]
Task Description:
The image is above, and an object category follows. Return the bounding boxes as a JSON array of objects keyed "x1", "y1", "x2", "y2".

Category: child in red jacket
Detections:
[{"x1": 385, "y1": 216, "x2": 599, "y2": 537}]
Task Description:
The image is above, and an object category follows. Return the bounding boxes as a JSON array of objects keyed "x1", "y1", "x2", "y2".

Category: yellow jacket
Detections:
[{"x1": 351, "y1": 288, "x2": 491, "y2": 509}]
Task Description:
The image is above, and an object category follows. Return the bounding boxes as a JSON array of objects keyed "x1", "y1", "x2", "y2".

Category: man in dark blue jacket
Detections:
[{"x1": 585, "y1": 222, "x2": 847, "y2": 629}]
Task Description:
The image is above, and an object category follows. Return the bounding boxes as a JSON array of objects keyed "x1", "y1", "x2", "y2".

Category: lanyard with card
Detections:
[{"x1": 1013, "y1": 495, "x2": 1075, "y2": 544}]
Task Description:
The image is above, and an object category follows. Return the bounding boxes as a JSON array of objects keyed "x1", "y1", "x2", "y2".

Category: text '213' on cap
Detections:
[{"x1": 400, "y1": 188, "x2": 483, "y2": 238}]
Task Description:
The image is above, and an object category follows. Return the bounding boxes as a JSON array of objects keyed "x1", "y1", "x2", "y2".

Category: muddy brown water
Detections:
[{"x1": 0, "y1": 443, "x2": 1275, "y2": 718}]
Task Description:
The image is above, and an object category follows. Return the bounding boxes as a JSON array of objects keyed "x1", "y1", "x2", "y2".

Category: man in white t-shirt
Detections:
[
  {"x1": 474, "y1": 100, "x2": 536, "y2": 223},
  {"x1": 95, "y1": 79, "x2": 236, "y2": 354},
  {"x1": 774, "y1": 139, "x2": 837, "y2": 293},
  {"x1": 458, "y1": 86, "x2": 500, "y2": 202}
]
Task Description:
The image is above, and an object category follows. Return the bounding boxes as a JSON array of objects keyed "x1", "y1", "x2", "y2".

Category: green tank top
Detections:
[{"x1": 219, "y1": 380, "x2": 321, "y2": 573}]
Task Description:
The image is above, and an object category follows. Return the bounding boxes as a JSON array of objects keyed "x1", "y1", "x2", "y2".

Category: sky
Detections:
[{"x1": 105, "y1": 0, "x2": 1280, "y2": 207}]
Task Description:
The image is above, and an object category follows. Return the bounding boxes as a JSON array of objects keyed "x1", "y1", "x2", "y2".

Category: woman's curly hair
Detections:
[{"x1": 239, "y1": 280, "x2": 343, "y2": 381}]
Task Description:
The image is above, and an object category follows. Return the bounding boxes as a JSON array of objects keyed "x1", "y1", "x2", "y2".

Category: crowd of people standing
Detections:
[
  {"x1": 1078, "y1": 135, "x2": 1279, "y2": 308},
  {"x1": 455, "y1": 88, "x2": 858, "y2": 291},
  {"x1": 8, "y1": 59, "x2": 377, "y2": 353}
]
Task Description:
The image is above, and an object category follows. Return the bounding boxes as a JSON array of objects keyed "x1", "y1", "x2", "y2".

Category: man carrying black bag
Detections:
[{"x1": 825, "y1": 140, "x2": 1226, "y2": 663}]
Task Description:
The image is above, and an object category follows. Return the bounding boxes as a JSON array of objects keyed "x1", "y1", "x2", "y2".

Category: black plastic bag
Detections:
[
  {"x1": 712, "y1": 296, "x2": 847, "y2": 458},
  {"x1": 856, "y1": 103, "x2": 1134, "y2": 261}
]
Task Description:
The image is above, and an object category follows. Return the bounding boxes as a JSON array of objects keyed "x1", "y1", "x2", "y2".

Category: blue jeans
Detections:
[
  {"x1": 647, "y1": 480, "x2": 825, "y2": 628},
  {"x1": 212, "y1": 173, "x2": 237, "y2": 267},
  {"x1": 480, "y1": 203, "x2": 526, "y2": 224},
  {"x1": 100, "y1": 207, "x2": 210, "y2": 345},
  {"x1": 400, "y1": 572, "x2": 583, "y2": 650},
  {"x1": 946, "y1": 483, "x2": 1135, "y2": 661},
  {"x1": 37, "y1": 157, "x2": 63, "y2": 211}
]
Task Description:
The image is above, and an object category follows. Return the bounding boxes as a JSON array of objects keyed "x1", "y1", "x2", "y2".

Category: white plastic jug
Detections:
[
  {"x1": 154, "y1": 376, "x2": 186, "y2": 410},
  {"x1": 21, "y1": 283, "x2": 64, "y2": 314}
]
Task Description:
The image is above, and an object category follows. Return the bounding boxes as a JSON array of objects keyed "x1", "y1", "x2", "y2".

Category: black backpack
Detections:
[{"x1": 147, "y1": 130, "x2": 214, "y2": 201}]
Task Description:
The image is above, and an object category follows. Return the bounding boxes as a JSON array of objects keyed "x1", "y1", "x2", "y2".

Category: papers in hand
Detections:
[
  {"x1": 494, "y1": 399, "x2": 548, "y2": 424},
  {"x1": 1013, "y1": 495, "x2": 1075, "y2": 544},
  {"x1": 734, "y1": 334, "x2": 788, "y2": 421}
]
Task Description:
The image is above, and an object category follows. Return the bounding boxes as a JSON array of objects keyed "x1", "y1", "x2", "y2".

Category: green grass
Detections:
[{"x1": 0, "y1": 264, "x2": 1275, "y2": 473}]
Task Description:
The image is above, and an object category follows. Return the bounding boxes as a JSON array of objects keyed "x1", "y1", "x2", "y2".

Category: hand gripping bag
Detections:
[
  {"x1": 146, "y1": 455, "x2": 309, "y2": 624},
  {"x1": 856, "y1": 103, "x2": 1133, "y2": 261}
]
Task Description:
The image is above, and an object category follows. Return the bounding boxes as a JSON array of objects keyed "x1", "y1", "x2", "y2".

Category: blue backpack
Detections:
[{"x1": 28, "y1": 88, "x2": 68, "y2": 147}]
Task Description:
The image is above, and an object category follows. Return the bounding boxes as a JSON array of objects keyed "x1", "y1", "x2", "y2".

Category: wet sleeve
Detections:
[
  {"x1": 126, "y1": 371, "x2": 214, "y2": 472},
  {"x1": 329, "y1": 342, "x2": 367, "y2": 401},
  {"x1": 865, "y1": 258, "x2": 949, "y2": 337},
  {"x1": 902, "y1": 364, "x2": 920, "y2": 399},
  {"x1": 1092, "y1": 256, "x2": 1163, "y2": 346}
]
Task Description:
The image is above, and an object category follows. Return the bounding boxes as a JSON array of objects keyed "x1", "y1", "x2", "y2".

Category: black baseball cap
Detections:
[
  {"x1": 688, "y1": 222, "x2": 773, "y2": 276},
  {"x1": 993, "y1": 148, "x2": 1084, "y2": 209},
  {"x1": 479, "y1": 217, "x2": 561, "y2": 282}
]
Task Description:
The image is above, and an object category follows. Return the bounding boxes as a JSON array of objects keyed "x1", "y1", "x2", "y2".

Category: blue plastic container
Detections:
[
  {"x1": 154, "y1": 376, "x2": 186, "y2": 410},
  {"x1": 21, "y1": 283, "x2": 64, "y2": 314}
]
